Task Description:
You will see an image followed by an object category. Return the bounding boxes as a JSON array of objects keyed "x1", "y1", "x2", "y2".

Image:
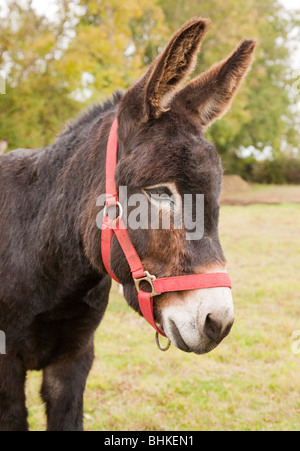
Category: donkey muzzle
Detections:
[{"x1": 160, "y1": 287, "x2": 234, "y2": 355}]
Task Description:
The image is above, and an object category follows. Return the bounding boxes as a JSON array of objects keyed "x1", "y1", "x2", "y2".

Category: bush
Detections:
[{"x1": 224, "y1": 154, "x2": 300, "y2": 185}]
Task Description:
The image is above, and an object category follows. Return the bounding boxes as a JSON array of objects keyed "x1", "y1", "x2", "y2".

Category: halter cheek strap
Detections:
[{"x1": 101, "y1": 118, "x2": 232, "y2": 339}]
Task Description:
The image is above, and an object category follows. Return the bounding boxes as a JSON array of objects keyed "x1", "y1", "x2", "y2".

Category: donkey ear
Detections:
[
  {"x1": 144, "y1": 18, "x2": 211, "y2": 119},
  {"x1": 176, "y1": 39, "x2": 257, "y2": 128}
]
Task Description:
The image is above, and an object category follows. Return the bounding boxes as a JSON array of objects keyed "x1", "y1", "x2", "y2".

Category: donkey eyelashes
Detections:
[
  {"x1": 143, "y1": 183, "x2": 181, "y2": 212},
  {"x1": 144, "y1": 186, "x2": 173, "y2": 199}
]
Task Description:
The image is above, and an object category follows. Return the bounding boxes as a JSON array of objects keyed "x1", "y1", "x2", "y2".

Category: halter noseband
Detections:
[{"x1": 101, "y1": 118, "x2": 232, "y2": 348}]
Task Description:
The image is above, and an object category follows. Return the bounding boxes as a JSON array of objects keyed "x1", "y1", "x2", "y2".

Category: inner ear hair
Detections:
[
  {"x1": 145, "y1": 18, "x2": 211, "y2": 119},
  {"x1": 176, "y1": 39, "x2": 257, "y2": 127}
]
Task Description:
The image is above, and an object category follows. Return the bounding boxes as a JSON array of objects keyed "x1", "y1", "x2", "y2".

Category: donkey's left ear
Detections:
[
  {"x1": 176, "y1": 39, "x2": 257, "y2": 128},
  {"x1": 144, "y1": 18, "x2": 211, "y2": 119}
]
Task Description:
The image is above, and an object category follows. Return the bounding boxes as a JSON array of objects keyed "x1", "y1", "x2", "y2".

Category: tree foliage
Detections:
[
  {"x1": 158, "y1": 0, "x2": 300, "y2": 158},
  {"x1": 0, "y1": 0, "x2": 166, "y2": 149},
  {"x1": 0, "y1": 0, "x2": 299, "y2": 160},
  {"x1": 0, "y1": 0, "x2": 81, "y2": 149}
]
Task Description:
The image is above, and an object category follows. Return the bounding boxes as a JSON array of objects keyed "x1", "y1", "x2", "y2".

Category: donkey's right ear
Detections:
[{"x1": 120, "y1": 18, "x2": 210, "y2": 123}]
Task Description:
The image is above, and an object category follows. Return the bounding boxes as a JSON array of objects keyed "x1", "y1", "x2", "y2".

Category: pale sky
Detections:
[
  {"x1": 280, "y1": 0, "x2": 298, "y2": 8},
  {"x1": 0, "y1": 0, "x2": 298, "y2": 17},
  {"x1": 30, "y1": 0, "x2": 300, "y2": 14}
]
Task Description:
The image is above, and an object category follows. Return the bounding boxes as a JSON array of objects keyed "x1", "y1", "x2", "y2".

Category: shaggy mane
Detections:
[{"x1": 62, "y1": 90, "x2": 124, "y2": 136}]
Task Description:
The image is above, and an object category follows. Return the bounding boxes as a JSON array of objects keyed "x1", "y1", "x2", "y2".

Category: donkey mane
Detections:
[{"x1": 61, "y1": 91, "x2": 124, "y2": 139}]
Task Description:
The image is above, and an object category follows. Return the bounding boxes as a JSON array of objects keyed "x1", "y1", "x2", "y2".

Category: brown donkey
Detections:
[{"x1": 0, "y1": 18, "x2": 256, "y2": 431}]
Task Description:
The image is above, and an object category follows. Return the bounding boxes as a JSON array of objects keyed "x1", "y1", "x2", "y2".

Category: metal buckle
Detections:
[{"x1": 134, "y1": 271, "x2": 161, "y2": 298}]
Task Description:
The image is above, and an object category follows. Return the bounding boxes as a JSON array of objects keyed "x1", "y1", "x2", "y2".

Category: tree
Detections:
[
  {"x1": 63, "y1": 0, "x2": 167, "y2": 101},
  {"x1": 0, "y1": 0, "x2": 82, "y2": 149},
  {"x1": 1, "y1": 0, "x2": 299, "y2": 161},
  {"x1": 158, "y1": 0, "x2": 300, "y2": 159},
  {"x1": 0, "y1": 0, "x2": 167, "y2": 150}
]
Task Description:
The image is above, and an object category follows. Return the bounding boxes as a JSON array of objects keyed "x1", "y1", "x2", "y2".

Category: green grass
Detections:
[{"x1": 26, "y1": 204, "x2": 300, "y2": 431}]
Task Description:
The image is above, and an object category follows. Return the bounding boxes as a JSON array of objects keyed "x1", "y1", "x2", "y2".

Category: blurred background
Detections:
[
  {"x1": 1, "y1": 0, "x2": 300, "y2": 186},
  {"x1": 1, "y1": 0, "x2": 300, "y2": 431}
]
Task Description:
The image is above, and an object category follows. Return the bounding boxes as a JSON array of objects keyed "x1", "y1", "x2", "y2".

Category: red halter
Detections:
[{"x1": 101, "y1": 119, "x2": 232, "y2": 339}]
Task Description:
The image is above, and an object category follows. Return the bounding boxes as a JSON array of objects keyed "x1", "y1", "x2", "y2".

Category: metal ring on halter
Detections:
[
  {"x1": 103, "y1": 201, "x2": 124, "y2": 228},
  {"x1": 134, "y1": 271, "x2": 161, "y2": 298},
  {"x1": 155, "y1": 332, "x2": 171, "y2": 352}
]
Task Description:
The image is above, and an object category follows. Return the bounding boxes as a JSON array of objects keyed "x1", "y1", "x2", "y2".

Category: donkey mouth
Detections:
[
  {"x1": 169, "y1": 319, "x2": 192, "y2": 353},
  {"x1": 167, "y1": 318, "x2": 219, "y2": 355}
]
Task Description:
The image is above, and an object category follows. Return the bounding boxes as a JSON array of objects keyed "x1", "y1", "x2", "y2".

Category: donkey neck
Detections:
[{"x1": 24, "y1": 104, "x2": 122, "y2": 290}]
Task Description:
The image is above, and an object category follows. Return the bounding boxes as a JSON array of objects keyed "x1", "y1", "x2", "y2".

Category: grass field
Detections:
[{"x1": 26, "y1": 202, "x2": 300, "y2": 431}]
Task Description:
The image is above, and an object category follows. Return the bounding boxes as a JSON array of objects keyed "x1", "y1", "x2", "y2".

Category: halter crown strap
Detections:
[{"x1": 101, "y1": 118, "x2": 232, "y2": 338}]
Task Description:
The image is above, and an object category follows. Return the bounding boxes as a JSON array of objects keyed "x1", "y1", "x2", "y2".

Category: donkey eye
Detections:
[
  {"x1": 144, "y1": 187, "x2": 173, "y2": 200},
  {"x1": 143, "y1": 186, "x2": 176, "y2": 209}
]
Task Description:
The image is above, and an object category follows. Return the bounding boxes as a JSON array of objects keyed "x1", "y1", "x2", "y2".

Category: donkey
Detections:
[{"x1": 0, "y1": 18, "x2": 256, "y2": 431}]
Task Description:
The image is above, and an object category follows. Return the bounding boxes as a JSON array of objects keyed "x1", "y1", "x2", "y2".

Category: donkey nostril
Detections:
[
  {"x1": 204, "y1": 314, "x2": 222, "y2": 342},
  {"x1": 203, "y1": 314, "x2": 229, "y2": 343}
]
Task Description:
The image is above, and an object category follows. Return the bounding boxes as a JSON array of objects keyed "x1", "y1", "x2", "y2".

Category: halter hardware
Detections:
[
  {"x1": 103, "y1": 200, "x2": 123, "y2": 228},
  {"x1": 133, "y1": 271, "x2": 161, "y2": 298},
  {"x1": 155, "y1": 332, "x2": 171, "y2": 352}
]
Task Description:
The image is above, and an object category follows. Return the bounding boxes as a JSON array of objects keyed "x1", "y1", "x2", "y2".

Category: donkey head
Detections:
[{"x1": 112, "y1": 18, "x2": 256, "y2": 354}]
